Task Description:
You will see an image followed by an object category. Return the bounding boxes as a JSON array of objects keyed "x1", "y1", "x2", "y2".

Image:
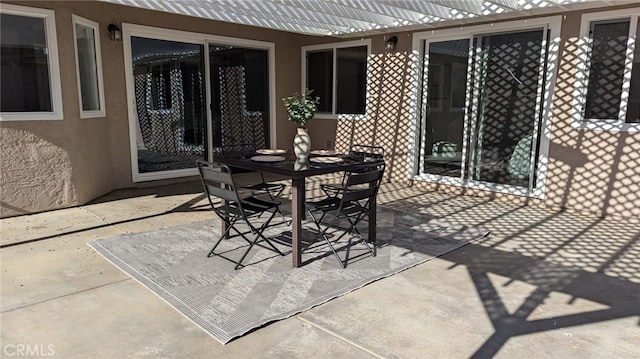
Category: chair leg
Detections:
[
  {"x1": 307, "y1": 210, "x2": 346, "y2": 268},
  {"x1": 351, "y1": 225, "x2": 375, "y2": 255},
  {"x1": 207, "y1": 218, "x2": 236, "y2": 258},
  {"x1": 273, "y1": 207, "x2": 291, "y2": 226},
  {"x1": 250, "y1": 211, "x2": 285, "y2": 256},
  {"x1": 233, "y1": 211, "x2": 284, "y2": 270},
  {"x1": 306, "y1": 210, "x2": 376, "y2": 268},
  {"x1": 270, "y1": 185, "x2": 291, "y2": 226},
  {"x1": 256, "y1": 181, "x2": 290, "y2": 227}
]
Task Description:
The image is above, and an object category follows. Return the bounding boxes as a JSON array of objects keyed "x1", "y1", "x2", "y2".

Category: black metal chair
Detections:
[
  {"x1": 197, "y1": 160, "x2": 286, "y2": 269},
  {"x1": 306, "y1": 163, "x2": 385, "y2": 268},
  {"x1": 221, "y1": 144, "x2": 289, "y2": 225},
  {"x1": 348, "y1": 144, "x2": 385, "y2": 161},
  {"x1": 320, "y1": 144, "x2": 385, "y2": 198}
]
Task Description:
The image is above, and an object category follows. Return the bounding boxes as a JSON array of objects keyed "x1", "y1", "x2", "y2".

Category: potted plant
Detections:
[{"x1": 283, "y1": 89, "x2": 320, "y2": 159}]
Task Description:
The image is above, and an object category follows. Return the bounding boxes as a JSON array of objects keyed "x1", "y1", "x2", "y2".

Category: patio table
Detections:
[{"x1": 210, "y1": 152, "x2": 381, "y2": 268}]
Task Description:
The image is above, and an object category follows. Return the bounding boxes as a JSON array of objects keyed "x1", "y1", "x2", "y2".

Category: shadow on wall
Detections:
[
  {"x1": 335, "y1": 50, "x2": 412, "y2": 184},
  {"x1": 339, "y1": 29, "x2": 640, "y2": 218},
  {"x1": 546, "y1": 34, "x2": 640, "y2": 218},
  {"x1": 0, "y1": 128, "x2": 77, "y2": 217}
]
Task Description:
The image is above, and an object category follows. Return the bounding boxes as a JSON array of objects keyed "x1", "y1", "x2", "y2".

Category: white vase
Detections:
[
  {"x1": 294, "y1": 158, "x2": 309, "y2": 171},
  {"x1": 293, "y1": 127, "x2": 311, "y2": 159}
]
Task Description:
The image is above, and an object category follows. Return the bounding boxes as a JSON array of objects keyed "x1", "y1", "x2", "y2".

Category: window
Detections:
[
  {"x1": 302, "y1": 40, "x2": 370, "y2": 118},
  {"x1": 307, "y1": 50, "x2": 332, "y2": 113},
  {"x1": 573, "y1": 9, "x2": 640, "y2": 131},
  {"x1": 73, "y1": 15, "x2": 105, "y2": 118},
  {"x1": 0, "y1": 4, "x2": 62, "y2": 121}
]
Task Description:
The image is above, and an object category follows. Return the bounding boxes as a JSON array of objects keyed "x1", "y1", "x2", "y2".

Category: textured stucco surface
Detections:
[
  {"x1": 0, "y1": 128, "x2": 77, "y2": 216},
  {"x1": 0, "y1": 0, "x2": 328, "y2": 217}
]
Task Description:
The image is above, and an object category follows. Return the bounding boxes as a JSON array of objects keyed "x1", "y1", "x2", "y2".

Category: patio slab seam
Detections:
[
  {"x1": 296, "y1": 316, "x2": 384, "y2": 359},
  {"x1": 1, "y1": 278, "x2": 131, "y2": 314}
]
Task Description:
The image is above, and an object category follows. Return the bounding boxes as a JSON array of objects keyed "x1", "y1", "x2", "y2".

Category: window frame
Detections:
[
  {"x1": 0, "y1": 4, "x2": 63, "y2": 121},
  {"x1": 301, "y1": 39, "x2": 371, "y2": 120},
  {"x1": 72, "y1": 15, "x2": 106, "y2": 119},
  {"x1": 572, "y1": 8, "x2": 640, "y2": 132}
]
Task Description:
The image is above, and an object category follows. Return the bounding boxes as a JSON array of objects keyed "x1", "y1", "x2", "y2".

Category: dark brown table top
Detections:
[{"x1": 210, "y1": 152, "x2": 382, "y2": 179}]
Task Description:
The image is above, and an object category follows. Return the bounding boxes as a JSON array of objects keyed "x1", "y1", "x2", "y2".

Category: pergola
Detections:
[{"x1": 101, "y1": 0, "x2": 611, "y2": 37}]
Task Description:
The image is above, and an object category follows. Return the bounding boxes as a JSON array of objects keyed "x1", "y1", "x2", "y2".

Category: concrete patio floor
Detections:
[{"x1": 1, "y1": 179, "x2": 639, "y2": 358}]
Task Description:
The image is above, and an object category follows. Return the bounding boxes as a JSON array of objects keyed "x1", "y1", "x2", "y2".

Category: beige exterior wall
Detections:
[
  {"x1": 544, "y1": 9, "x2": 640, "y2": 218},
  {"x1": 327, "y1": 5, "x2": 640, "y2": 218},
  {"x1": 1, "y1": 1, "x2": 639, "y2": 219},
  {"x1": 0, "y1": 0, "x2": 327, "y2": 217}
]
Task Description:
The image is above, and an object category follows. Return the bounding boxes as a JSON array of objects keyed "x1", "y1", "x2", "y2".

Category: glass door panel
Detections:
[
  {"x1": 209, "y1": 46, "x2": 269, "y2": 150},
  {"x1": 130, "y1": 37, "x2": 206, "y2": 174},
  {"x1": 470, "y1": 29, "x2": 545, "y2": 188},
  {"x1": 420, "y1": 39, "x2": 470, "y2": 178}
]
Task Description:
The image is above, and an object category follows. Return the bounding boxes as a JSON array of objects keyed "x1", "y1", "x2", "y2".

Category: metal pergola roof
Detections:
[{"x1": 101, "y1": 0, "x2": 616, "y2": 37}]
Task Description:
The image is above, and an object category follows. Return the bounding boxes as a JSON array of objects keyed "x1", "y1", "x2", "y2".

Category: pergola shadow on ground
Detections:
[
  {"x1": 376, "y1": 185, "x2": 639, "y2": 357},
  {"x1": 1, "y1": 180, "x2": 638, "y2": 357},
  {"x1": 426, "y1": 240, "x2": 639, "y2": 358}
]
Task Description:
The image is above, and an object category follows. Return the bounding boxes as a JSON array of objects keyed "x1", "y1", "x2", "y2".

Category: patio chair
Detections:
[
  {"x1": 221, "y1": 144, "x2": 289, "y2": 225},
  {"x1": 321, "y1": 144, "x2": 385, "y2": 198},
  {"x1": 196, "y1": 160, "x2": 286, "y2": 269},
  {"x1": 348, "y1": 144, "x2": 385, "y2": 161},
  {"x1": 306, "y1": 163, "x2": 385, "y2": 268}
]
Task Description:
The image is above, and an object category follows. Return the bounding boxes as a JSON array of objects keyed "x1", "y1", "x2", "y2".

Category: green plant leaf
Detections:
[{"x1": 283, "y1": 88, "x2": 320, "y2": 126}]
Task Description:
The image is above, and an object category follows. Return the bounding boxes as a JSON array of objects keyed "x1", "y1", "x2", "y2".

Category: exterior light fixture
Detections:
[
  {"x1": 385, "y1": 36, "x2": 398, "y2": 52},
  {"x1": 108, "y1": 24, "x2": 122, "y2": 41}
]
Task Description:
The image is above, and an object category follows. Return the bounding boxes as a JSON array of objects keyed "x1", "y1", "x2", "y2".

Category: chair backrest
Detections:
[
  {"x1": 345, "y1": 165, "x2": 385, "y2": 187},
  {"x1": 344, "y1": 161, "x2": 386, "y2": 187},
  {"x1": 196, "y1": 160, "x2": 245, "y2": 216},
  {"x1": 349, "y1": 144, "x2": 385, "y2": 160},
  {"x1": 336, "y1": 163, "x2": 385, "y2": 215},
  {"x1": 341, "y1": 186, "x2": 378, "y2": 204}
]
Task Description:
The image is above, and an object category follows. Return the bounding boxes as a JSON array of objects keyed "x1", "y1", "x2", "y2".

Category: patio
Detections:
[{"x1": 1, "y1": 178, "x2": 638, "y2": 358}]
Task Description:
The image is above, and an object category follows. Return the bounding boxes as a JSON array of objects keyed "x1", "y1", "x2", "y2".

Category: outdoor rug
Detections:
[{"x1": 88, "y1": 206, "x2": 489, "y2": 344}]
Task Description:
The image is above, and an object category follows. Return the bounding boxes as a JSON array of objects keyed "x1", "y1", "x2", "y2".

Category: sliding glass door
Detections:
[
  {"x1": 130, "y1": 37, "x2": 206, "y2": 174},
  {"x1": 124, "y1": 25, "x2": 275, "y2": 182},
  {"x1": 469, "y1": 29, "x2": 546, "y2": 188},
  {"x1": 420, "y1": 39, "x2": 470, "y2": 178},
  {"x1": 416, "y1": 19, "x2": 557, "y2": 196}
]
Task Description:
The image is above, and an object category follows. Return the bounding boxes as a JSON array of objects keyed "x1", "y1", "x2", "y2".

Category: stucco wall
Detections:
[
  {"x1": 1, "y1": 1, "x2": 115, "y2": 217},
  {"x1": 0, "y1": 0, "x2": 327, "y2": 217},
  {"x1": 2, "y1": 1, "x2": 639, "y2": 219},
  {"x1": 327, "y1": 6, "x2": 640, "y2": 218},
  {"x1": 544, "y1": 10, "x2": 640, "y2": 218}
]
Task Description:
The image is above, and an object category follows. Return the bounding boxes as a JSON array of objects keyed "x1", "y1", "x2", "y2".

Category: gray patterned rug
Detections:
[{"x1": 89, "y1": 207, "x2": 489, "y2": 344}]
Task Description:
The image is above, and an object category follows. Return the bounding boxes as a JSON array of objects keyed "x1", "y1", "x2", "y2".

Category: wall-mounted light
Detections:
[
  {"x1": 108, "y1": 24, "x2": 122, "y2": 41},
  {"x1": 385, "y1": 36, "x2": 398, "y2": 52}
]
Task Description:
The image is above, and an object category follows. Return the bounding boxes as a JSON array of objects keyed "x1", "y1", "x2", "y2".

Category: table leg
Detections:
[
  {"x1": 291, "y1": 177, "x2": 305, "y2": 267},
  {"x1": 368, "y1": 180, "x2": 377, "y2": 243}
]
